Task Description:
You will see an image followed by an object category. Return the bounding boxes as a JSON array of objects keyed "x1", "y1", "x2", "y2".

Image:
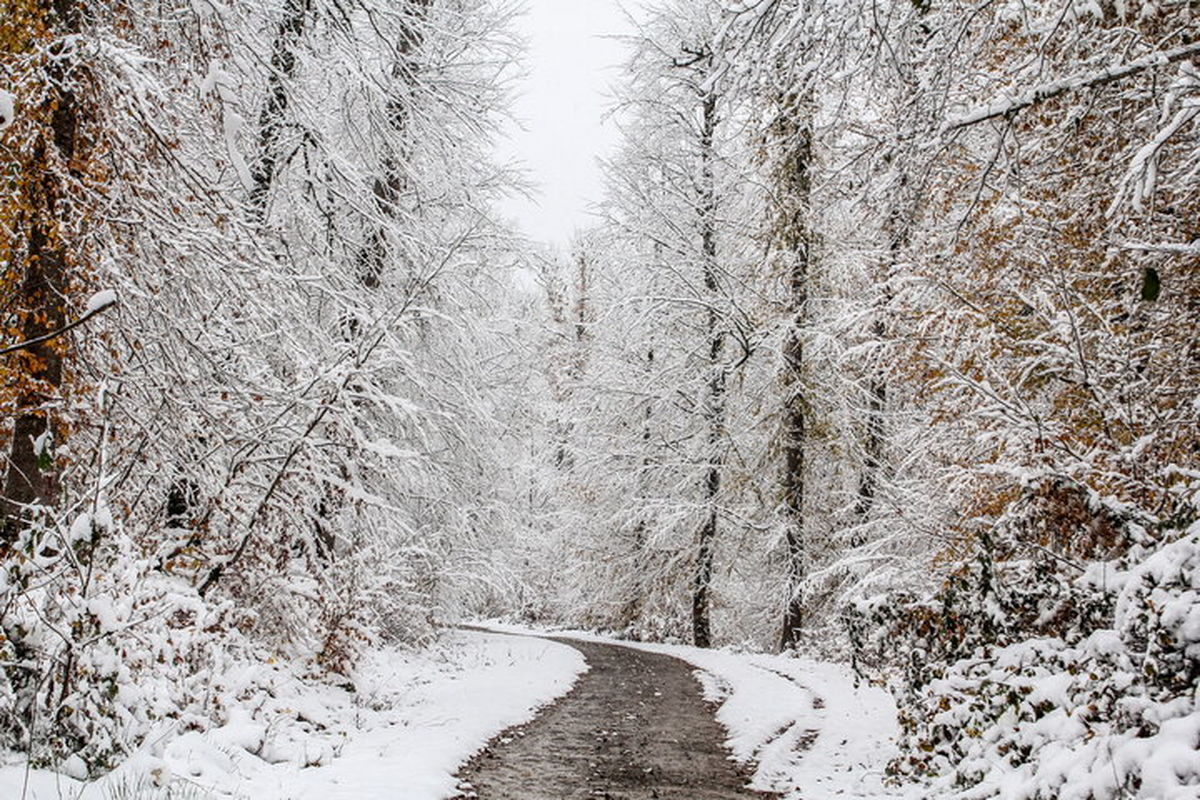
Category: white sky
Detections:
[{"x1": 496, "y1": 1, "x2": 634, "y2": 248}]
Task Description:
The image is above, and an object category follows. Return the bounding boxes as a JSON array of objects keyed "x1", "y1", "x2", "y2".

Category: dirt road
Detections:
[{"x1": 456, "y1": 636, "x2": 774, "y2": 800}]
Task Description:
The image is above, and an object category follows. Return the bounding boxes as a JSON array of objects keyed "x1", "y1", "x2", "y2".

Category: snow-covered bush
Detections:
[
  {"x1": 0, "y1": 509, "x2": 232, "y2": 773},
  {"x1": 850, "y1": 478, "x2": 1134, "y2": 693},
  {"x1": 853, "y1": 508, "x2": 1200, "y2": 799}
]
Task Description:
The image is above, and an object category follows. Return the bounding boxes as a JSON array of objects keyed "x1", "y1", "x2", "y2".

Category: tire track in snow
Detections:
[{"x1": 735, "y1": 662, "x2": 825, "y2": 792}]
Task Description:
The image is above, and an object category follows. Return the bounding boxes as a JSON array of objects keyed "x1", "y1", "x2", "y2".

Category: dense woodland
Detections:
[{"x1": 1, "y1": 0, "x2": 1198, "y2": 797}]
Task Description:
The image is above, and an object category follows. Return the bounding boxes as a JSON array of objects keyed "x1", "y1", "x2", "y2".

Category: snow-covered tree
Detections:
[{"x1": 1, "y1": 0, "x2": 525, "y2": 771}]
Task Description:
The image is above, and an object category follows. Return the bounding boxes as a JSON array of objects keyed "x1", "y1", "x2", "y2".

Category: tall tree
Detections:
[
  {"x1": 1, "y1": 0, "x2": 93, "y2": 545},
  {"x1": 1, "y1": 0, "x2": 526, "y2": 767},
  {"x1": 769, "y1": 82, "x2": 814, "y2": 650}
]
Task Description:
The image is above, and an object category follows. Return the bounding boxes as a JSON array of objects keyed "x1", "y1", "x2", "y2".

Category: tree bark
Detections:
[
  {"x1": 776, "y1": 88, "x2": 813, "y2": 652},
  {"x1": 248, "y1": 0, "x2": 314, "y2": 221},
  {"x1": 0, "y1": 0, "x2": 89, "y2": 751},
  {"x1": 621, "y1": 343, "x2": 656, "y2": 634},
  {"x1": 1, "y1": 0, "x2": 86, "y2": 547},
  {"x1": 356, "y1": 0, "x2": 434, "y2": 289},
  {"x1": 852, "y1": 2, "x2": 927, "y2": 536},
  {"x1": 693, "y1": 86, "x2": 723, "y2": 650},
  {"x1": 853, "y1": 182, "x2": 909, "y2": 530},
  {"x1": 853, "y1": 317, "x2": 886, "y2": 529}
]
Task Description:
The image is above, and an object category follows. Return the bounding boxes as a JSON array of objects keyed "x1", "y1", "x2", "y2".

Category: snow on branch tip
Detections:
[
  {"x1": 0, "y1": 290, "x2": 119, "y2": 357},
  {"x1": 0, "y1": 89, "x2": 14, "y2": 130}
]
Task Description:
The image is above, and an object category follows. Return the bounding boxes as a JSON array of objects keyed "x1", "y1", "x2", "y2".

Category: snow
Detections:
[
  {"x1": 1120, "y1": 239, "x2": 1200, "y2": 256},
  {"x1": 31, "y1": 430, "x2": 51, "y2": 458},
  {"x1": 69, "y1": 511, "x2": 94, "y2": 544},
  {"x1": 0, "y1": 89, "x2": 13, "y2": 130},
  {"x1": 4, "y1": 621, "x2": 896, "y2": 799},
  {"x1": 199, "y1": 62, "x2": 227, "y2": 97},
  {"x1": 0, "y1": 629, "x2": 586, "y2": 800},
  {"x1": 5, "y1": 604, "x2": 1189, "y2": 800},
  {"x1": 893, "y1": 524, "x2": 1200, "y2": 800},
  {"x1": 85, "y1": 289, "x2": 119, "y2": 315},
  {"x1": 479, "y1": 622, "x2": 902, "y2": 799}
]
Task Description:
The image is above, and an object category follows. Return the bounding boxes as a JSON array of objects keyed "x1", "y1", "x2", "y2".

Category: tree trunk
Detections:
[
  {"x1": 248, "y1": 0, "x2": 314, "y2": 221},
  {"x1": 621, "y1": 343, "x2": 655, "y2": 634},
  {"x1": 356, "y1": 0, "x2": 434, "y2": 289},
  {"x1": 776, "y1": 89, "x2": 813, "y2": 652},
  {"x1": 693, "y1": 87, "x2": 723, "y2": 650},
  {"x1": 1, "y1": 0, "x2": 86, "y2": 547},
  {"x1": 853, "y1": 316, "x2": 887, "y2": 529},
  {"x1": 574, "y1": 249, "x2": 590, "y2": 348},
  {"x1": 853, "y1": 204, "x2": 905, "y2": 531},
  {"x1": 0, "y1": 0, "x2": 89, "y2": 751}
]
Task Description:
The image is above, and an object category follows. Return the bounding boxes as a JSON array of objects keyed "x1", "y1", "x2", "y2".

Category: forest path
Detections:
[{"x1": 455, "y1": 634, "x2": 775, "y2": 800}]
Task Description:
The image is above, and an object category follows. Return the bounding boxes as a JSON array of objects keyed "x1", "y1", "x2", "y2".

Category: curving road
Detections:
[{"x1": 455, "y1": 636, "x2": 774, "y2": 800}]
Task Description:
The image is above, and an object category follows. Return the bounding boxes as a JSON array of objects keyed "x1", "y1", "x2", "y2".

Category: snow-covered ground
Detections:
[
  {"x1": 0, "y1": 630, "x2": 586, "y2": 800},
  {"x1": 3, "y1": 624, "x2": 901, "y2": 800},
  {"x1": 684, "y1": 649, "x2": 901, "y2": 799},
  {"x1": 479, "y1": 622, "x2": 902, "y2": 800}
]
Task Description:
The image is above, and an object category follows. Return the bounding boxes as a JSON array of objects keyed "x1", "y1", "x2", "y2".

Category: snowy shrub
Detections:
[
  {"x1": 1117, "y1": 531, "x2": 1200, "y2": 702},
  {"x1": 0, "y1": 509, "x2": 237, "y2": 773},
  {"x1": 849, "y1": 477, "x2": 1133, "y2": 698},
  {"x1": 0, "y1": 507, "x2": 380, "y2": 777},
  {"x1": 853, "y1": 511, "x2": 1200, "y2": 799}
]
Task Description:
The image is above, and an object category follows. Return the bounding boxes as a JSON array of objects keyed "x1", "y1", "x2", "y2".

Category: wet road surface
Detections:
[{"x1": 456, "y1": 636, "x2": 775, "y2": 800}]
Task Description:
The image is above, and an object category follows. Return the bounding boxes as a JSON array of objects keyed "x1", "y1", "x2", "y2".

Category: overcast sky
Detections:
[{"x1": 496, "y1": 1, "x2": 634, "y2": 248}]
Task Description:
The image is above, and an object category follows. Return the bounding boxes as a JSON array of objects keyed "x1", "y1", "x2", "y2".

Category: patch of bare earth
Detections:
[{"x1": 455, "y1": 637, "x2": 776, "y2": 800}]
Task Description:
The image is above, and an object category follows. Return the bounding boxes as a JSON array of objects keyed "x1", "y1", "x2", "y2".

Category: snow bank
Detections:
[
  {"x1": 479, "y1": 622, "x2": 902, "y2": 799},
  {"x1": 669, "y1": 648, "x2": 901, "y2": 799},
  {"x1": 0, "y1": 630, "x2": 586, "y2": 800}
]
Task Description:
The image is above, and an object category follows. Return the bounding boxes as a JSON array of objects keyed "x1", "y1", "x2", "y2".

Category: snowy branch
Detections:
[
  {"x1": 1118, "y1": 240, "x2": 1200, "y2": 256},
  {"x1": 0, "y1": 291, "x2": 118, "y2": 356},
  {"x1": 943, "y1": 41, "x2": 1200, "y2": 132}
]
